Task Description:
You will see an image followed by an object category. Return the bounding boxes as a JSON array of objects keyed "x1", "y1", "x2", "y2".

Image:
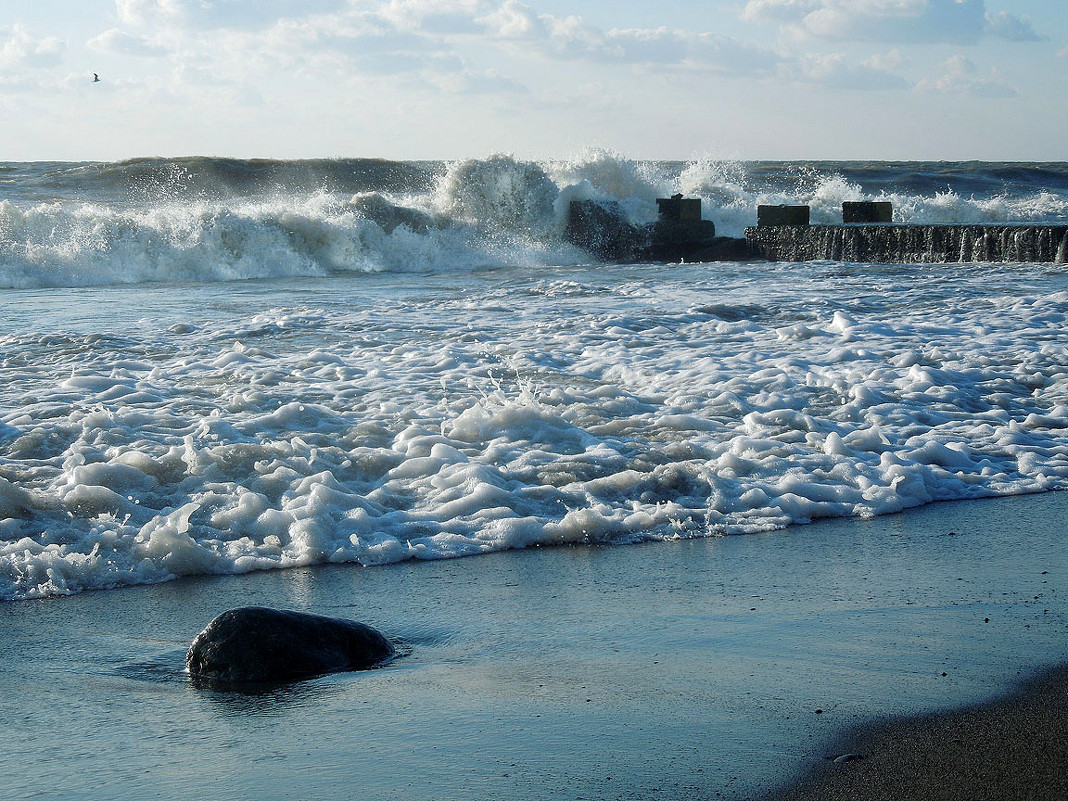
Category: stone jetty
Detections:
[{"x1": 566, "y1": 196, "x2": 1068, "y2": 265}]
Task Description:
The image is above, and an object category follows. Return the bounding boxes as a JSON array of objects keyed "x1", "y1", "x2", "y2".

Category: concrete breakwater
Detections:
[
  {"x1": 566, "y1": 197, "x2": 1068, "y2": 264},
  {"x1": 745, "y1": 223, "x2": 1068, "y2": 264},
  {"x1": 565, "y1": 197, "x2": 749, "y2": 262}
]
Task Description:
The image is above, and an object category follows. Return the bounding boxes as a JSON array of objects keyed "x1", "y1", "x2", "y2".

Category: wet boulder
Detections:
[
  {"x1": 565, "y1": 196, "x2": 743, "y2": 263},
  {"x1": 564, "y1": 199, "x2": 645, "y2": 261},
  {"x1": 186, "y1": 606, "x2": 395, "y2": 686}
]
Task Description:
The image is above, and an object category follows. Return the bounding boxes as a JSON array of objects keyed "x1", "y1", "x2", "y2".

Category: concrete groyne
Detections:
[
  {"x1": 565, "y1": 196, "x2": 748, "y2": 262},
  {"x1": 566, "y1": 196, "x2": 1068, "y2": 265},
  {"x1": 745, "y1": 223, "x2": 1068, "y2": 264}
]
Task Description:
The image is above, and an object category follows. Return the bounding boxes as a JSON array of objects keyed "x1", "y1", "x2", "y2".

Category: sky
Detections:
[{"x1": 0, "y1": 0, "x2": 1065, "y2": 162}]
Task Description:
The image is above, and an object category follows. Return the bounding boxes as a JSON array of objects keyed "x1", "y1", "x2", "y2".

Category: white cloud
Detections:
[
  {"x1": 742, "y1": 1, "x2": 1040, "y2": 45},
  {"x1": 742, "y1": 0, "x2": 820, "y2": 25},
  {"x1": 116, "y1": 0, "x2": 345, "y2": 31},
  {"x1": 478, "y1": 3, "x2": 781, "y2": 76},
  {"x1": 983, "y1": 11, "x2": 1041, "y2": 42},
  {"x1": 86, "y1": 1, "x2": 1043, "y2": 119},
  {"x1": 668, "y1": 32, "x2": 782, "y2": 76},
  {"x1": 600, "y1": 27, "x2": 681, "y2": 63},
  {"x1": 791, "y1": 51, "x2": 910, "y2": 90},
  {"x1": 114, "y1": 0, "x2": 180, "y2": 27},
  {"x1": 99, "y1": 0, "x2": 778, "y2": 85},
  {"x1": 601, "y1": 27, "x2": 779, "y2": 74},
  {"x1": 804, "y1": 0, "x2": 984, "y2": 44},
  {"x1": 0, "y1": 24, "x2": 66, "y2": 68},
  {"x1": 864, "y1": 48, "x2": 904, "y2": 71},
  {"x1": 104, "y1": 5, "x2": 442, "y2": 85},
  {"x1": 381, "y1": 0, "x2": 490, "y2": 34},
  {"x1": 429, "y1": 67, "x2": 526, "y2": 95},
  {"x1": 106, "y1": 0, "x2": 491, "y2": 85},
  {"x1": 536, "y1": 14, "x2": 608, "y2": 59},
  {"x1": 917, "y1": 54, "x2": 1017, "y2": 97},
  {"x1": 88, "y1": 29, "x2": 172, "y2": 57},
  {"x1": 593, "y1": 27, "x2": 781, "y2": 76},
  {"x1": 477, "y1": 0, "x2": 546, "y2": 39},
  {"x1": 0, "y1": 72, "x2": 41, "y2": 94}
]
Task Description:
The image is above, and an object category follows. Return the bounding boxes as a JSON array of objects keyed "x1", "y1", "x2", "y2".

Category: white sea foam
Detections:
[
  {"x1": 2, "y1": 250, "x2": 1068, "y2": 599},
  {"x1": 3, "y1": 158, "x2": 1068, "y2": 599}
]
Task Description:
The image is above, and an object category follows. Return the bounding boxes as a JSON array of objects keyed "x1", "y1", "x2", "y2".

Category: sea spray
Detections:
[{"x1": 3, "y1": 157, "x2": 1068, "y2": 287}]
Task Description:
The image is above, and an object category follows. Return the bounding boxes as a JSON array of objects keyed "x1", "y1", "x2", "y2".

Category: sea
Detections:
[
  {"x1": 3, "y1": 155, "x2": 1068, "y2": 801},
  {"x1": 2, "y1": 154, "x2": 1068, "y2": 602}
]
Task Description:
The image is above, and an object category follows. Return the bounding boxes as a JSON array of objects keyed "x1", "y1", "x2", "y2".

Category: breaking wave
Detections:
[{"x1": 1, "y1": 154, "x2": 1067, "y2": 288}]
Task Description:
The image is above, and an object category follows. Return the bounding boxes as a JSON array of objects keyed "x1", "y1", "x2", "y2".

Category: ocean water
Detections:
[{"x1": 2, "y1": 154, "x2": 1068, "y2": 601}]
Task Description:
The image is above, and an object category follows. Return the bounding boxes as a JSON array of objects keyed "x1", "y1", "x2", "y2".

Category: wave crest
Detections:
[{"x1": 2, "y1": 156, "x2": 1067, "y2": 287}]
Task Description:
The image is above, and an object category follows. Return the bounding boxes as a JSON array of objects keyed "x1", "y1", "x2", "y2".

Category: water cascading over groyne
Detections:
[{"x1": 745, "y1": 223, "x2": 1068, "y2": 264}]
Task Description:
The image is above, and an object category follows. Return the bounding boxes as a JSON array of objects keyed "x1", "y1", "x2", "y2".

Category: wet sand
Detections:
[
  {"x1": 769, "y1": 664, "x2": 1068, "y2": 801},
  {"x1": 1, "y1": 491, "x2": 1066, "y2": 800}
]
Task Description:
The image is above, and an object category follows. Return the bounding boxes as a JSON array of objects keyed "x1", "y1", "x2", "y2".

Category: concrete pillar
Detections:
[
  {"x1": 842, "y1": 201, "x2": 892, "y2": 223},
  {"x1": 757, "y1": 205, "x2": 810, "y2": 226}
]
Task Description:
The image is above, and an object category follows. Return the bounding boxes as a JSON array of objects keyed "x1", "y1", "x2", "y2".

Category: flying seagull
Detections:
[{"x1": 92, "y1": 73, "x2": 100, "y2": 82}]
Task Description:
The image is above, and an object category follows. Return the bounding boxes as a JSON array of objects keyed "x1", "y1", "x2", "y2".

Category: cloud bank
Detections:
[
  {"x1": 743, "y1": 0, "x2": 1040, "y2": 45},
  {"x1": 3, "y1": 0, "x2": 1040, "y2": 101},
  {"x1": 1, "y1": 24, "x2": 65, "y2": 68},
  {"x1": 1, "y1": 0, "x2": 1053, "y2": 161},
  {"x1": 93, "y1": 0, "x2": 913, "y2": 94},
  {"x1": 916, "y1": 53, "x2": 1018, "y2": 97}
]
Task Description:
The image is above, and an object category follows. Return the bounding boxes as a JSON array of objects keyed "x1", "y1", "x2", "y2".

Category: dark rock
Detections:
[
  {"x1": 564, "y1": 199, "x2": 644, "y2": 261},
  {"x1": 186, "y1": 606, "x2": 395, "y2": 686},
  {"x1": 565, "y1": 197, "x2": 751, "y2": 263},
  {"x1": 831, "y1": 753, "x2": 865, "y2": 764}
]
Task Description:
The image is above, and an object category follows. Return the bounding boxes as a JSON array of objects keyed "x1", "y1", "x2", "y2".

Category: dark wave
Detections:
[
  {"x1": 743, "y1": 161, "x2": 1068, "y2": 199},
  {"x1": 31, "y1": 156, "x2": 441, "y2": 204}
]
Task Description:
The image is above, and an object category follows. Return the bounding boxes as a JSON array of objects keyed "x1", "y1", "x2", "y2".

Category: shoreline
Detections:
[
  {"x1": 768, "y1": 662, "x2": 1068, "y2": 801},
  {"x1": 1, "y1": 490, "x2": 1065, "y2": 800}
]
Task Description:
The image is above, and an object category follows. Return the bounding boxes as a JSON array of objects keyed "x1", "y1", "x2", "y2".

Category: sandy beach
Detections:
[
  {"x1": 770, "y1": 663, "x2": 1068, "y2": 801},
  {"x1": 0, "y1": 490, "x2": 1064, "y2": 800}
]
